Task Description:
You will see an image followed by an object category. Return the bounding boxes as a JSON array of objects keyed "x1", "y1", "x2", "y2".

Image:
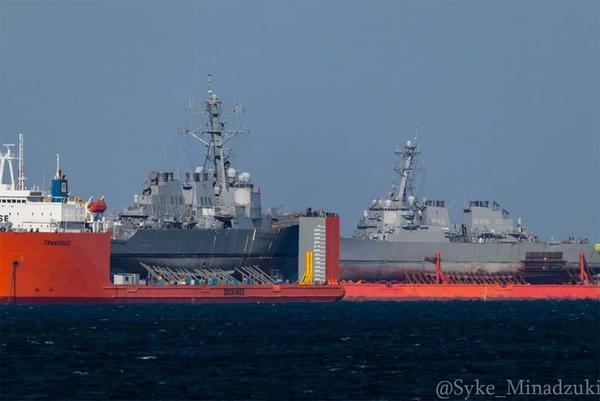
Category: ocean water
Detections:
[{"x1": 1, "y1": 301, "x2": 599, "y2": 401}]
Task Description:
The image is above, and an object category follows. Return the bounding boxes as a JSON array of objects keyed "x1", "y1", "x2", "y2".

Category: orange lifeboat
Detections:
[{"x1": 88, "y1": 198, "x2": 107, "y2": 214}]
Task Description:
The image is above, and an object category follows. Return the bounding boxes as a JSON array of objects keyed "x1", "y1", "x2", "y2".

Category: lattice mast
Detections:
[
  {"x1": 393, "y1": 127, "x2": 421, "y2": 207},
  {"x1": 17, "y1": 133, "x2": 26, "y2": 190},
  {"x1": 179, "y1": 74, "x2": 248, "y2": 204}
]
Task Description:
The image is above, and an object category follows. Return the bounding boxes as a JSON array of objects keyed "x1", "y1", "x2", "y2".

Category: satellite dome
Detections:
[
  {"x1": 227, "y1": 168, "x2": 237, "y2": 178},
  {"x1": 239, "y1": 172, "x2": 251, "y2": 183}
]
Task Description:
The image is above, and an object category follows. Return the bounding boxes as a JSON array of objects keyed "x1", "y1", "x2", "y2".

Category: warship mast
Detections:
[
  {"x1": 179, "y1": 74, "x2": 248, "y2": 211},
  {"x1": 393, "y1": 128, "x2": 420, "y2": 208},
  {"x1": 205, "y1": 74, "x2": 228, "y2": 198}
]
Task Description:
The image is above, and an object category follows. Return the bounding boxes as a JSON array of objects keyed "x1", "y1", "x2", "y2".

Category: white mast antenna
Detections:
[
  {"x1": 17, "y1": 133, "x2": 26, "y2": 190},
  {"x1": 55, "y1": 154, "x2": 61, "y2": 179}
]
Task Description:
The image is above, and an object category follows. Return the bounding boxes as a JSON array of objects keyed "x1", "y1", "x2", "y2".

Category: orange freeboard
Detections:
[
  {"x1": 342, "y1": 283, "x2": 600, "y2": 301},
  {"x1": 0, "y1": 231, "x2": 112, "y2": 301},
  {"x1": 0, "y1": 231, "x2": 344, "y2": 304},
  {"x1": 2, "y1": 231, "x2": 597, "y2": 303},
  {"x1": 102, "y1": 284, "x2": 344, "y2": 303}
]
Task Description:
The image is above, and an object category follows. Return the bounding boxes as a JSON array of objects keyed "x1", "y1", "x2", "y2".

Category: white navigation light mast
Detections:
[
  {"x1": 55, "y1": 153, "x2": 61, "y2": 179},
  {"x1": 17, "y1": 133, "x2": 26, "y2": 190}
]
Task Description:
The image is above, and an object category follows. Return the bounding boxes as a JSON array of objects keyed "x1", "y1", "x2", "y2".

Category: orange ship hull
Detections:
[
  {"x1": 100, "y1": 284, "x2": 344, "y2": 303},
  {"x1": 343, "y1": 283, "x2": 600, "y2": 301},
  {"x1": 3, "y1": 232, "x2": 596, "y2": 303},
  {"x1": 0, "y1": 231, "x2": 112, "y2": 301},
  {"x1": 0, "y1": 232, "x2": 343, "y2": 303}
]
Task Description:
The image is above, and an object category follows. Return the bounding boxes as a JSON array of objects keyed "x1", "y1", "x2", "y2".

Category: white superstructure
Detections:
[{"x1": 0, "y1": 135, "x2": 90, "y2": 232}]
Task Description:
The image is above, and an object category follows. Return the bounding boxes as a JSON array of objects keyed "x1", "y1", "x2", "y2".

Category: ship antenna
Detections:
[
  {"x1": 414, "y1": 122, "x2": 420, "y2": 143},
  {"x1": 17, "y1": 133, "x2": 26, "y2": 190},
  {"x1": 55, "y1": 153, "x2": 61, "y2": 179}
]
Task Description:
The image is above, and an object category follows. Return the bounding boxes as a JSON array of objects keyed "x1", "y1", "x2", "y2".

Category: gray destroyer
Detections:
[
  {"x1": 341, "y1": 134, "x2": 600, "y2": 283},
  {"x1": 111, "y1": 77, "x2": 299, "y2": 280}
]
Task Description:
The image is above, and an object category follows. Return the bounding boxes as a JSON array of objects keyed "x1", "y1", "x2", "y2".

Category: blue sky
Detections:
[{"x1": 1, "y1": 1, "x2": 598, "y2": 240}]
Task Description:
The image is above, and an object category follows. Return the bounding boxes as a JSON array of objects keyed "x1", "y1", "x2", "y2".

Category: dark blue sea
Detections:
[{"x1": 1, "y1": 301, "x2": 599, "y2": 401}]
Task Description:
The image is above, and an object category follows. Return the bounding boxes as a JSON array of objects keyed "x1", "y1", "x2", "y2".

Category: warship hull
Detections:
[
  {"x1": 341, "y1": 237, "x2": 600, "y2": 283},
  {"x1": 111, "y1": 225, "x2": 299, "y2": 280}
]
